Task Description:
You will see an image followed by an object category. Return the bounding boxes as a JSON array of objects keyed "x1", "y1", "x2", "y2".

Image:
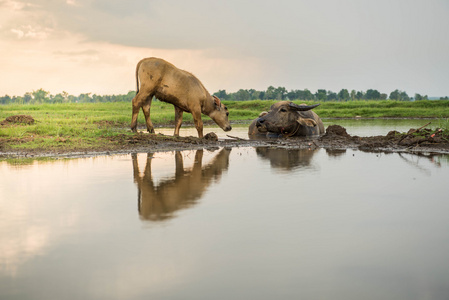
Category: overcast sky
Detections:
[{"x1": 1, "y1": 0, "x2": 448, "y2": 97}]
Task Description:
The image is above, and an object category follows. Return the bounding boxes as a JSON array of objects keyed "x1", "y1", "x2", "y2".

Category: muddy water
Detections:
[{"x1": 1, "y1": 145, "x2": 449, "y2": 300}]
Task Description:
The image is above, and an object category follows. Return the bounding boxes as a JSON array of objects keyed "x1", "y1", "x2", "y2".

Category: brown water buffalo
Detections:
[
  {"x1": 249, "y1": 101, "x2": 324, "y2": 137},
  {"x1": 131, "y1": 57, "x2": 231, "y2": 138}
]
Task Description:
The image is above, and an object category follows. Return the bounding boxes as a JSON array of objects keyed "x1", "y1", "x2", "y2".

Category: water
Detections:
[{"x1": 1, "y1": 121, "x2": 449, "y2": 300}]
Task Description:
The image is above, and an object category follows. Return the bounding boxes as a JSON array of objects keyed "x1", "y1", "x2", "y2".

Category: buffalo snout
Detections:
[{"x1": 256, "y1": 118, "x2": 265, "y2": 127}]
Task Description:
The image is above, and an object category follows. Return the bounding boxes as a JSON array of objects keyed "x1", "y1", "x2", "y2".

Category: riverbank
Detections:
[
  {"x1": 2, "y1": 123, "x2": 449, "y2": 160},
  {"x1": 1, "y1": 101, "x2": 449, "y2": 159}
]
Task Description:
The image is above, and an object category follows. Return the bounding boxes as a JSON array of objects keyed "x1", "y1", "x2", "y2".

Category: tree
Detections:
[
  {"x1": 338, "y1": 89, "x2": 350, "y2": 101},
  {"x1": 389, "y1": 89, "x2": 400, "y2": 100},
  {"x1": 315, "y1": 89, "x2": 327, "y2": 101},
  {"x1": 0, "y1": 95, "x2": 11, "y2": 104},
  {"x1": 303, "y1": 89, "x2": 314, "y2": 100},
  {"x1": 265, "y1": 86, "x2": 277, "y2": 100},
  {"x1": 287, "y1": 89, "x2": 311, "y2": 100},
  {"x1": 248, "y1": 89, "x2": 260, "y2": 100},
  {"x1": 350, "y1": 90, "x2": 356, "y2": 101},
  {"x1": 125, "y1": 90, "x2": 136, "y2": 102},
  {"x1": 287, "y1": 90, "x2": 298, "y2": 100},
  {"x1": 390, "y1": 90, "x2": 410, "y2": 101},
  {"x1": 235, "y1": 89, "x2": 251, "y2": 101},
  {"x1": 327, "y1": 91, "x2": 338, "y2": 101},
  {"x1": 53, "y1": 94, "x2": 64, "y2": 103},
  {"x1": 214, "y1": 90, "x2": 228, "y2": 100},
  {"x1": 23, "y1": 92, "x2": 32, "y2": 104},
  {"x1": 62, "y1": 91, "x2": 69, "y2": 103},
  {"x1": 13, "y1": 96, "x2": 24, "y2": 104},
  {"x1": 365, "y1": 89, "x2": 381, "y2": 100},
  {"x1": 78, "y1": 93, "x2": 92, "y2": 103},
  {"x1": 355, "y1": 91, "x2": 364, "y2": 100},
  {"x1": 274, "y1": 86, "x2": 287, "y2": 100},
  {"x1": 32, "y1": 88, "x2": 50, "y2": 103},
  {"x1": 414, "y1": 93, "x2": 428, "y2": 101},
  {"x1": 399, "y1": 91, "x2": 410, "y2": 101}
]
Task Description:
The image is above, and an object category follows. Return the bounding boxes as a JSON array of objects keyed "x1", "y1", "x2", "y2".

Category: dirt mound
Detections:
[
  {"x1": 204, "y1": 132, "x2": 218, "y2": 141},
  {"x1": 1, "y1": 115, "x2": 35, "y2": 125},
  {"x1": 325, "y1": 125, "x2": 350, "y2": 137}
]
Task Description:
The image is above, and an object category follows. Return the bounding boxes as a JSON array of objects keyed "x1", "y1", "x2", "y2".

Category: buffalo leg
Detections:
[
  {"x1": 141, "y1": 97, "x2": 155, "y2": 134},
  {"x1": 174, "y1": 106, "x2": 183, "y2": 136},
  {"x1": 131, "y1": 96, "x2": 141, "y2": 132},
  {"x1": 192, "y1": 111, "x2": 203, "y2": 138},
  {"x1": 131, "y1": 91, "x2": 152, "y2": 132}
]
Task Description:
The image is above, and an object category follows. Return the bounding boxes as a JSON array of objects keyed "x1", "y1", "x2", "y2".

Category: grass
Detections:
[
  {"x1": 226, "y1": 100, "x2": 449, "y2": 119},
  {"x1": 1, "y1": 100, "x2": 449, "y2": 153}
]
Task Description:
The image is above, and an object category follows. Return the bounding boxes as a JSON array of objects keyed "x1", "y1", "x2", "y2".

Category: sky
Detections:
[{"x1": 1, "y1": 0, "x2": 448, "y2": 97}]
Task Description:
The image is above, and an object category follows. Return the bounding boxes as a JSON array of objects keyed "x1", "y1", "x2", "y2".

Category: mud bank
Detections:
[{"x1": 1, "y1": 125, "x2": 449, "y2": 159}]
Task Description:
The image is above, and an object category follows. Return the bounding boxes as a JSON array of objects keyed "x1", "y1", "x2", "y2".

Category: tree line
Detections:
[
  {"x1": 1, "y1": 87, "x2": 448, "y2": 105},
  {"x1": 0, "y1": 89, "x2": 136, "y2": 105},
  {"x1": 213, "y1": 86, "x2": 447, "y2": 101}
]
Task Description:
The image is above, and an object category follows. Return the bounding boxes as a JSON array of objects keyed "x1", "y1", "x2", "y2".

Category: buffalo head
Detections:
[
  {"x1": 255, "y1": 101, "x2": 324, "y2": 137},
  {"x1": 209, "y1": 95, "x2": 232, "y2": 132}
]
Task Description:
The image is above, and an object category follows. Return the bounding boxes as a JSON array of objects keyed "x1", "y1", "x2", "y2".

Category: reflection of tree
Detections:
[
  {"x1": 132, "y1": 148, "x2": 232, "y2": 222},
  {"x1": 255, "y1": 147, "x2": 318, "y2": 171}
]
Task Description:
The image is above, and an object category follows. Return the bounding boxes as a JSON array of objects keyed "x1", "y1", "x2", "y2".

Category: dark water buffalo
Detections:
[
  {"x1": 255, "y1": 147, "x2": 319, "y2": 171},
  {"x1": 248, "y1": 111, "x2": 268, "y2": 136},
  {"x1": 249, "y1": 101, "x2": 324, "y2": 137},
  {"x1": 131, "y1": 57, "x2": 231, "y2": 138}
]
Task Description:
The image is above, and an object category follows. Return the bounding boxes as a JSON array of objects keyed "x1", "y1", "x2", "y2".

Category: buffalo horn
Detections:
[{"x1": 289, "y1": 103, "x2": 320, "y2": 111}]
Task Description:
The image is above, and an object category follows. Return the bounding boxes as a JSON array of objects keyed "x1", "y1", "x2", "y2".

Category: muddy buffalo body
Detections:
[
  {"x1": 248, "y1": 101, "x2": 325, "y2": 138},
  {"x1": 131, "y1": 57, "x2": 231, "y2": 138}
]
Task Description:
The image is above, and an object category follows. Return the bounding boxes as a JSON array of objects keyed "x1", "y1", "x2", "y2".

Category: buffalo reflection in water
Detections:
[
  {"x1": 132, "y1": 148, "x2": 231, "y2": 222},
  {"x1": 255, "y1": 147, "x2": 319, "y2": 171}
]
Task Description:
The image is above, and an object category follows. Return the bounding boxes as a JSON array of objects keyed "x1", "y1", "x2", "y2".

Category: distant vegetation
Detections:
[
  {"x1": 0, "y1": 89, "x2": 136, "y2": 105},
  {"x1": 214, "y1": 86, "x2": 448, "y2": 102},
  {"x1": 1, "y1": 87, "x2": 448, "y2": 105}
]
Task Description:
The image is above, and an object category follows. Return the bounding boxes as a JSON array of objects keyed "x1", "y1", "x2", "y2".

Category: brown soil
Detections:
[
  {"x1": 1, "y1": 124, "x2": 449, "y2": 159},
  {"x1": 1, "y1": 115, "x2": 35, "y2": 125},
  {"x1": 317, "y1": 125, "x2": 449, "y2": 153}
]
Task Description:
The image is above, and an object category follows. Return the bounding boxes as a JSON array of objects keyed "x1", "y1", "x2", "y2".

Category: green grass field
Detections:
[
  {"x1": 1, "y1": 100, "x2": 448, "y2": 152},
  {"x1": 228, "y1": 100, "x2": 449, "y2": 119}
]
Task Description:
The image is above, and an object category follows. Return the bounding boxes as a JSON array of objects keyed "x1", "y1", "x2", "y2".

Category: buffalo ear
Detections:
[
  {"x1": 258, "y1": 111, "x2": 268, "y2": 118},
  {"x1": 297, "y1": 117, "x2": 317, "y2": 127},
  {"x1": 213, "y1": 95, "x2": 221, "y2": 110}
]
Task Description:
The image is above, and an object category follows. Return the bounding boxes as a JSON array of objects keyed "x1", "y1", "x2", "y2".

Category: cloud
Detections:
[{"x1": 0, "y1": 0, "x2": 449, "y2": 96}]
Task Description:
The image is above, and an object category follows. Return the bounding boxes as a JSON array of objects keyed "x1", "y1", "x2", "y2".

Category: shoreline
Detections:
[{"x1": 2, "y1": 124, "x2": 449, "y2": 160}]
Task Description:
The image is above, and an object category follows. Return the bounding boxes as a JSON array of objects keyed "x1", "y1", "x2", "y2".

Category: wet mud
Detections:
[
  {"x1": 1, "y1": 122, "x2": 449, "y2": 158},
  {"x1": 318, "y1": 124, "x2": 449, "y2": 153}
]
